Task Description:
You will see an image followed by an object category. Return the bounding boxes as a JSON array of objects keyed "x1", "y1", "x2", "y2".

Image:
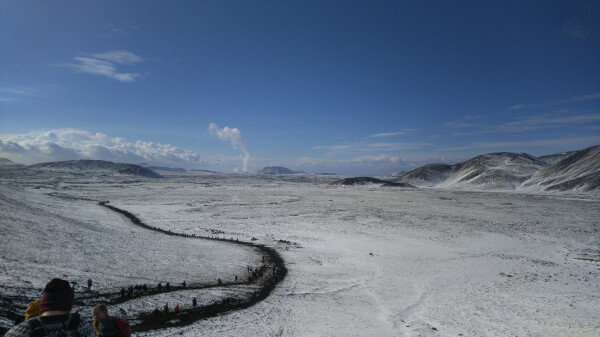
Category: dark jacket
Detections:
[{"x1": 4, "y1": 313, "x2": 95, "y2": 337}]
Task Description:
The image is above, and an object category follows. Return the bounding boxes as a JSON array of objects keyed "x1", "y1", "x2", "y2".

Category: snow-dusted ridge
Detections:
[
  {"x1": 522, "y1": 144, "x2": 600, "y2": 192},
  {"x1": 256, "y1": 166, "x2": 306, "y2": 175},
  {"x1": 0, "y1": 158, "x2": 24, "y2": 169},
  {"x1": 28, "y1": 160, "x2": 163, "y2": 178},
  {"x1": 396, "y1": 145, "x2": 600, "y2": 192}
]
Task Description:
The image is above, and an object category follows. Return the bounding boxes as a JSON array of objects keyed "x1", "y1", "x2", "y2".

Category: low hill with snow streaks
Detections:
[
  {"x1": 396, "y1": 152, "x2": 548, "y2": 190},
  {"x1": 257, "y1": 166, "x2": 305, "y2": 175},
  {"x1": 0, "y1": 158, "x2": 24, "y2": 168},
  {"x1": 522, "y1": 144, "x2": 600, "y2": 192},
  {"x1": 28, "y1": 160, "x2": 163, "y2": 178}
]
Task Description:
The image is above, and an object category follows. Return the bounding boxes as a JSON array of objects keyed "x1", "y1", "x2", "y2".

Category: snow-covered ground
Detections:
[{"x1": 1, "y1": 172, "x2": 599, "y2": 336}]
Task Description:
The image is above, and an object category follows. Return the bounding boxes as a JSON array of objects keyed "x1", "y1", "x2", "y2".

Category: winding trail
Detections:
[{"x1": 95, "y1": 201, "x2": 288, "y2": 332}]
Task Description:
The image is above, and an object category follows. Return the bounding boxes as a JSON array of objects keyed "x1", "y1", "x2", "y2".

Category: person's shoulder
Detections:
[
  {"x1": 4, "y1": 319, "x2": 34, "y2": 337},
  {"x1": 74, "y1": 314, "x2": 96, "y2": 337}
]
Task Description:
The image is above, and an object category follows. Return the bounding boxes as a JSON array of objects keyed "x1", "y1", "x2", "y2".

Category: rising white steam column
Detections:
[{"x1": 208, "y1": 123, "x2": 251, "y2": 172}]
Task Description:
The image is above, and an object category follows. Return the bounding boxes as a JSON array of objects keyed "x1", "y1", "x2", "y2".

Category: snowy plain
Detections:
[{"x1": 0, "y1": 170, "x2": 599, "y2": 336}]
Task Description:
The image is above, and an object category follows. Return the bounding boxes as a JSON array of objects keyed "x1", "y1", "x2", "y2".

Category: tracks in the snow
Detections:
[{"x1": 95, "y1": 201, "x2": 287, "y2": 332}]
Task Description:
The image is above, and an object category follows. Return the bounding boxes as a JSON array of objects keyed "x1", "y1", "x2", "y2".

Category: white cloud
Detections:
[
  {"x1": 313, "y1": 144, "x2": 354, "y2": 151},
  {"x1": 559, "y1": 92, "x2": 600, "y2": 104},
  {"x1": 508, "y1": 104, "x2": 526, "y2": 110},
  {"x1": 66, "y1": 51, "x2": 143, "y2": 82},
  {"x1": 445, "y1": 121, "x2": 480, "y2": 128},
  {"x1": 496, "y1": 113, "x2": 600, "y2": 133},
  {"x1": 448, "y1": 111, "x2": 600, "y2": 134},
  {"x1": 508, "y1": 92, "x2": 600, "y2": 111},
  {"x1": 439, "y1": 136, "x2": 600, "y2": 152},
  {"x1": 208, "y1": 123, "x2": 251, "y2": 172},
  {"x1": 286, "y1": 154, "x2": 407, "y2": 175},
  {"x1": 92, "y1": 51, "x2": 143, "y2": 65},
  {"x1": 368, "y1": 130, "x2": 415, "y2": 138},
  {"x1": 0, "y1": 129, "x2": 205, "y2": 169},
  {"x1": 367, "y1": 142, "x2": 431, "y2": 151}
]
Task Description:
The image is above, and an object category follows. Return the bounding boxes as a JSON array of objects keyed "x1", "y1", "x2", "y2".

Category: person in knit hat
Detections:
[
  {"x1": 39, "y1": 277, "x2": 75, "y2": 312},
  {"x1": 4, "y1": 278, "x2": 95, "y2": 337},
  {"x1": 92, "y1": 303, "x2": 131, "y2": 337}
]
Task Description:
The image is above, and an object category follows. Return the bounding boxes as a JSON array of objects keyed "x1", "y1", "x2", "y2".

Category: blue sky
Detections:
[{"x1": 1, "y1": 1, "x2": 599, "y2": 174}]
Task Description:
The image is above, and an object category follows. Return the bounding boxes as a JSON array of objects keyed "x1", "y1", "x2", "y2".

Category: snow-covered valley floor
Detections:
[{"x1": 1, "y1": 172, "x2": 598, "y2": 336}]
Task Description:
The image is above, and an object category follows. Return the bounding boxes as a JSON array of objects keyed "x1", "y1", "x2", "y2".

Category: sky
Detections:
[{"x1": 1, "y1": 1, "x2": 599, "y2": 174}]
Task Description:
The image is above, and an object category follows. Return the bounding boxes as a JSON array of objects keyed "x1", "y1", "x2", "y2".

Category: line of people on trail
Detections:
[
  {"x1": 6, "y1": 278, "x2": 202, "y2": 337},
  {"x1": 119, "y1": 280, "x2": 189, "y2": 298},
  {"x1": 120, "y1": 284, "x2": 149, "y2": 298},
  {"x1": 5, "y1": 278, "x2": 131, "y2": 337},
  {"x1": 6, "y1": 267, "x2": 283, "y2": 337}
]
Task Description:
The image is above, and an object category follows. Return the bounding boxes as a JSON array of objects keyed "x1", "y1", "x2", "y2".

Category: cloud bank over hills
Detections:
[
  {"x1": 0, "y1": 129, "x2": 204, "y2": 169},
  {"x1": 0, "y1": 128, "x2": 414, "y2": 174},
  {"x1": 3, "y1": 128, "x2": 596, "y2": 177}
]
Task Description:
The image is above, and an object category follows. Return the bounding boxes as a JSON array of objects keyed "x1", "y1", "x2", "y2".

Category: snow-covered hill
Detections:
[
  {"x1": 257, "y1": 166, "x2": 305, "y2": 175},
  {"x1": 522, "y1": 144, "x2": 600, "y2": 192},
  {"x1": 396, "y1": 152, "x2": 549, "y2": 190},
  {"x1": 539, "y1": 151, "x2": 575, "y2": 165},
  {"x1": 394, "y1": 145, "x2": 599, "y2": 192},
  {"x1": 27, "y1": 160, "x2": 163, "y2": 178},
  {"x1": 0, "y1": 158, "x2": 24, "y2": 168}
]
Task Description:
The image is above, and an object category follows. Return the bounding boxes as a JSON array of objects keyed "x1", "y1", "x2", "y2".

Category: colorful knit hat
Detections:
[{"x1": 39, "y1": 278, "x2": 74, "y2": 313}]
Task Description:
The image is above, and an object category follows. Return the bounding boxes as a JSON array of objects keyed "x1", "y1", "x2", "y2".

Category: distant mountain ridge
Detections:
[
  {"x1": 28, "y1": 160, "x2": 163, "y2": 178},
  {"x1": 395, "y1": 145, "x2": 599, "y2": 192},
  {"x1": 538, "y1": 151, "x2": 575, "y2": 165},
  {"x1": 257, "y1": 166, "x2": 305, "y2": 175},
  {"x1": 140, "y1": 163, "x2": 186, "y2": 172},
  {"x1": 0, "y1": 158, "x2": 24, "y2": 168}
]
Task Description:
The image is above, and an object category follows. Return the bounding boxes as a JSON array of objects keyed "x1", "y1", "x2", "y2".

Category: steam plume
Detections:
[{"x1": 208, "y1": 123, "x2": 250, "y2": 172}]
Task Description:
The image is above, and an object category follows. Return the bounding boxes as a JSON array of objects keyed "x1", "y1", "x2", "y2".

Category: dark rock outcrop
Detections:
[{"x1": 333, "y1": 176, "x2": 415, "y2": 187}]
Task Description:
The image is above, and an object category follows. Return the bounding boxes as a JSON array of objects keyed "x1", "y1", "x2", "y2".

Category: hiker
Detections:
[
  {"x1": 174, "y1": 305, "x2": 180, "y2": 314},
  {"x1": 166, "y1": 282, "x2": 170, "y2": 291},
  {"x1": 92, "y1": 303, "x2": 131, "y2": 337},
  {"x1": 87, "y1": 279, "x2": 93, "y2": 290},
  {"x1": 192, "y1": 297, "x2": 197, "y2": 308},
  {"x1": 182, "y1": 281, "x2": 186, "y2": 288},
  {"x1": 163, "y1": 304, "x2": 169, "y2": 314},
  {"x1": 157, "y1": 282, "x2": 162, "y2": 292},
  {"x1": 4, "y1": 278, "x2": 95, "y2": 337},
  {"x1": 217, "y1": 278, "x2": 222, "y2": 285}
]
